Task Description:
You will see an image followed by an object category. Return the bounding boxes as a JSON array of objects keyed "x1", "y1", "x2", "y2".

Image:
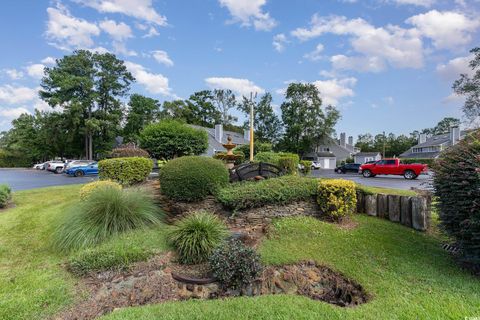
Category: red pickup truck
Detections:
[{"x1": 359, "y1": 158, "x2": 427, "y2": 180}]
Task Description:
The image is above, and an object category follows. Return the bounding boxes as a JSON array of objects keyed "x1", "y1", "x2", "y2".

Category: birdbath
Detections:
[{"x1": 220, "y1": 135, "x2": 239, "y2": 169}]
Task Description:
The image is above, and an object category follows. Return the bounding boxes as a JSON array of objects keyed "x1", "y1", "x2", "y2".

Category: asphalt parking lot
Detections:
[
  {"x1": 0, "y1": 169, "x2": 97, "y2": 191},
  {"x1": 311, "y1": 169, "x2": 432, "y2": 190}
]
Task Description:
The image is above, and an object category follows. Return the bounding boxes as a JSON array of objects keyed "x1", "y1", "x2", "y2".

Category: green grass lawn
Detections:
[{"x1": 1, "y1": 186, "x2": 479, "y2": 320}]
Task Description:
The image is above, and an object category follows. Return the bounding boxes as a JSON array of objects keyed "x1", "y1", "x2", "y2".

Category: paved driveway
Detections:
[
  {"x1": 0, "y1": 169, "x2": 97, "y2": 191},
  {"x1": 311, "y1": 169, "x2": 432, "y2": 190}
]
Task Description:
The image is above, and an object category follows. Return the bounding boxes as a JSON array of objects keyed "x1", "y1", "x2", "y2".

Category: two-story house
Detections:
[{"x1": 399, "y1": 126, "x2": 463, "y2": 159}]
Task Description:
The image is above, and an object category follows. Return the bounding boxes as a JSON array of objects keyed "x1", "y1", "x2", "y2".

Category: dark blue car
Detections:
[{"x1": 64, "y1": 162, "x2": 98, "y2": 177}]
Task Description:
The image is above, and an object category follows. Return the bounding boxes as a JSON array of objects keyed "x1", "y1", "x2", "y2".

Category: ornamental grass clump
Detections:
[
  {"x1": 317, "y1": 179, "x2": 357, "y2": 221},
  {"x1": 433, "y1": 130, "x2": 480, "y2": 273},
  {"x1": 168, "y1": 211, "x2": 228, "y2": 264},
  {"x1": 79, "y1": 180, "x2": 122, "y2": 201},
  {"x1": 0, "y1": 184, "x2": 11, "y2": 208},
  {"x1": 209, "y1": 239, "x2": 262, "y2": 290},
  {"x1": 53, "y1": 187, "x2": 163, "y2": 252}
]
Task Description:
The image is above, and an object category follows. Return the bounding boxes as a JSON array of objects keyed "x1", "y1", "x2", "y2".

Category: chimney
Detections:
[
  {"x1": 243, "y1": 129, "x2": 250, "y2": 142},
  {"x1": 340, "y1": 133, "x2": 346, "y2": 148},
  {"x1": 214, "y1": 124, "x2": 223, "y2": 143},
  {"x1": 451, "y1": 126, "x2": 460, "y2": 145},
  {"x1": 348, "y1": 136, "x2": 353, "y2": 146},
  {"x1": 419, "y1": 133, "x2": 427, "y2": 144}
]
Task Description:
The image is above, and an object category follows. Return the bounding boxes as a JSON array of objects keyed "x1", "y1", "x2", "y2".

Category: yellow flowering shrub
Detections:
[
  {"x1": 80, "y1": 180, "x2": 122, "y2": 201},
  {"x1": 317, "y1": 179, "x2": 357, "y2": 221}
]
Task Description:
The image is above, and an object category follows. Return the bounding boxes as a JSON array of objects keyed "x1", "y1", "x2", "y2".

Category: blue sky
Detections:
[{"x1": 0, "y1": 0, "x2": 479, "y2": 139}]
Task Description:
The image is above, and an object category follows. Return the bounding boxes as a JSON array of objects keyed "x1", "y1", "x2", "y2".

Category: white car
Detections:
[
  {"x1": 311, "y1": 161, "x2": 322, "y2": 170},
  {"x1": 33, "y1": 162, "x2": 46, "y2": 170},
  {"x1": 46, "y1": 161, "x2": 66, "y2": 174}
]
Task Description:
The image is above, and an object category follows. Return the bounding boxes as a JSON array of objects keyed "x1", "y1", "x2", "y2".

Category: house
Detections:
[
  {"x1": 303, "y1": 133, "x2": 360, "y2": 168},
  {"x1": 189, "y1": 124, "x2": 250, "y2": 156},
  {"x1": 399, "y1": 126, "x2": 463, "y2": 159},
  {"x1": 354, "y1": 152, "x2": 382, "y2": 164}
]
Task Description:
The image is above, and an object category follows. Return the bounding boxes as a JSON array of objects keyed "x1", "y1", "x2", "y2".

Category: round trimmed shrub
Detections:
[
  {"x1": 209, "y1": 239, "x2": 262, "y2": 290},
  {"x1": 317, "y1": 179, "x2": 357, "y2": 221},
  {"x1": 168, "y1": 211, "x2": 228, "y2": 264},
  {"x1": 433, "y1": 130, "x2": 480, "y2": 272},
  {"x1": 159, "y1": 156, "x2": 229, "y2": 202},
  {"x1": 53, "y1": 187, "x2": 163, "y2": 252},
  {"x1": 110, "y1": 147, "x2": 150, "y2": 158},
  {"x1": 98, "y1": 157, "x2": 152, "y2": 185},
  {"x1": 79, "y1": 180, "x2": 122, "y2": 201}
]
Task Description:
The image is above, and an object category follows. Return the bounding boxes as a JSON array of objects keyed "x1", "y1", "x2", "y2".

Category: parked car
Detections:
[
  {"x1": 359, "y1": 158, "x2": 428, "y2": 180},
  {"x1": 64, "y1": 162, "x2": 98, "y2": 177},
  {"x1": 45, "y1": 161, "x2": 66, "y2": 174},
  {"x1": 335, "y1": 163, "x2": 361, "y2": 174},
  {"x1": 64, "y1": 160, "x2": 91, "y2": 171},
  {"x1": 33, "y1": 162, "x2": 46, "y2": 170},
  {"x1": 311, "y1": 161, "x2": 322, "y2": 170}
]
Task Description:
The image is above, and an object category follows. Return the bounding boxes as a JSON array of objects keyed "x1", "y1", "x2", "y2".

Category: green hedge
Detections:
[
  {"x1": 254, "y1": 152, "x2": 300, "y2": 174},
  {"x1": 98, "y1": 157, "x2": 152, "y2": 185},
  {"x1": 217, "y1": 175, "x2": 318, "y2": 210},
  {"x1": 0, "y1": 184, "x2": 12, "y2": 208},
  {"x1": 159, "y1": 156, "x2": 229, "y2": 202},
  {"x1": 400, "y1": 158, "x2": 436, "y2": 166},
  {"x1": 0, "y1": 149, "x2": 32, "y2": 168},
  {"x1": 110, "y1": 147, "x2": 150, "y2": 158}
]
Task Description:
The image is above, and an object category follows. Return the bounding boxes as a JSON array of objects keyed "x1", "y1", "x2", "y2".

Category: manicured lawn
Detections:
[
  {"x1": 1, "y1": 186, "x2": 479, "y2": 320},
  {"x1": 356, "y1": 184, "x2": 418, "y2": 196}
]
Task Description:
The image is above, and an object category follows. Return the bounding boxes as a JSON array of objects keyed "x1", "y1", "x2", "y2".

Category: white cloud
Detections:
[
  {"x1": 112, "y1": 41, "x2": 137, "y2": 56},
  {"x1": 383, "y1": 96, "x2": 395, "y2": 105},
  {"x1": 124, "y1": 61, "x2": 173, "y2": 96},
  {"x1": 436, "y1": 54, "x2": 475, "y2": 80},
  {"x1": 312, "y1": 77, "x2": 357, "y2": 106},
  {"x1": 0, "y1": 107, "x2": 31, "y2": 118},
  {"x1": 218, "y1": 0, "x2": 277, "y2": 31},
  {"x1": 391, "y1": 0, "x2": 436, "y2": 6},
  {"x1": 406, "y1": 10, "x2": 480, "y2": 50},
  {"x1": 0, "y1": 85, "x2": 37, "y2": 104},
  {"x1": 152, "y1": 50, "x2": 173, "y2": 67},
  {"x1": 143, "y1": 26, "x2": 159, "y2": 38},
  {"x1": 76, "y1": 0, "x2": 167, "y2": 26},
  {"x1": 205, "y1": 77, "x2": 265, "y2": 96},
  {"x1": 303, "y1": 44, "x2": 324, "y2": 61},
  {"x1": 292, "y1": 14, "x2": 424, "y2": 70},
  {"x1": 272, "y1": 33, "x2": 288, "y2": 52},
  {"x1": 45, "y1": 4, "x2": 100, "y2": 50},
  {"x1": 25, "y1": 64, "x2": 46, "y2": 79},
  {"x1": 99, "y1": 19, "x2": 132, "y2": 41},
  {"x1": 331, "y1": 55, "x2": 385, "y2": 72},
  {"x1": 41, "y1": 57, "x2": 56, "y2": 65},
  {"x1": 4, "y1": 69, "x2": 24, "y2": 80}
]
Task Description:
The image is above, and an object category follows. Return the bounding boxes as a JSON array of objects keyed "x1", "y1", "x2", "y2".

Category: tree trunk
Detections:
[{"x1": 88, "y1": 133, "x2": 93, "y2": 160}]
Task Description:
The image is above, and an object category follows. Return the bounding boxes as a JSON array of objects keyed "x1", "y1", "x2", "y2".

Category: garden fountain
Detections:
[{"x1": 217, "y1": 135, "x2": 240, "y2": 169}]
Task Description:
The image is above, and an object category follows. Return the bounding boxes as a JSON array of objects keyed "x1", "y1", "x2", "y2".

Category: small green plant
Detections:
[
  {"x1": 98, "y1": 157, "x2": 152, "y2": 185},
  {"x1": 79, "y1": 180, "x2": 122, "y2": 201},
  {"x1": 217, "y1": 175, "x2": 318, "y2": 210},
  {"x1": 254, "y1": 151, "x2": 299, "y2": 174},
  {"x1": 209, "y1": 239, "x2": 262, "y2": 290},
  {"x1": 159, "y1": 156, "x2": 229, "y2": 202},
  {"x1": 0, "y1": 184, "x2": 12, "y2": 208},
  {"x1": 53, "y1": 187, "x2": 163, "y2": 252},
  {"x1": 168, "y1": 211, "x2": 228, "y2": 264},
  {"x1": 317, "y1": 179, "x2": 357, "y2": 221},
  {"x1": 300, "y1": 160, "x2": 312, "y2": 176}
]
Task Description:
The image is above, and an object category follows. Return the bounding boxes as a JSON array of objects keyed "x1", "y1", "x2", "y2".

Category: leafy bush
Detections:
[
  {"x1": 433, "y1": 130, "x2": 480, "y2": 272},
  {"x1": 168, "y1": 211, "x2": 228, "y2": 264},
  {"x1": 110, "y1": 147, "x2": 150, "y2": 158},
  {"x1": 254, "y1": 152, "x2": 299, "y2": 174},
  {"x1": 0, "y1": 184, "x2": 12, "y2": 208},
  {"x1": 217, "y1": 175, "x2": 318, "y2": 210},
  {"x1": 159, "y1": 156, "x2": 229, "y2": 202},
  {"x1": 213, "y1": 150, "x2": 245, "y2": 165},
  {"x1": 234, "y1": 142, "x2": 272, "y2": 160},
  {"x1": 209, "y1": 239, "x2": 262, "y2": 290},
  {"x1": 0, "y1": 149, "x2": 32, "y2": 168},
  {"x1": 139, "y1": 120, "x2": 208, "y2": 160},
  {"x1": 53, "y1": 187, "x2": 163, "y2": 252},
  {"x1": 401, "y1": 158, "x2": 436, "y2": 166},
  {"x1": 300, "y1": 160, "x2": 312, "y2": 176},
  {"x1": 79, "y1": 180, "x2": 122, "y2": 201},
  {"x1": 98, "y1": 157, "x2": 152, "y2": 185},
  {"x1": 317, "y1": 179, "x2": 357, "y2": 221}
]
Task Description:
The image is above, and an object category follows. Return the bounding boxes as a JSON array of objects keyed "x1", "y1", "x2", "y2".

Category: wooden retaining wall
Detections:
[{"x1": 356, "y1": 191, "x2": 430, "y2": 231}]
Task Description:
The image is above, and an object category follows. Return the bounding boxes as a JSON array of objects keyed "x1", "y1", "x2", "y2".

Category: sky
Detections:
[{"x1": 0, "y1": 0, "x2": 479, "y2": 139}]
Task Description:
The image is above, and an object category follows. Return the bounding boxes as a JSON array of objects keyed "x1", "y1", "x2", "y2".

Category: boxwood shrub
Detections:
[
  {"x1": 0, "y1": 184, "x2": 12, "y2": 208},
  {"x1": 99, "y1": 157, "x2": 152, "y2": 185},
  {"x1": 110, "y1": 147, "x2": 150, "y2": 158},
  {"x1": 216, "y1": 175, "x2": 318, "y2": 210},
  {"x1": 317, "y1": 179, "x2": 357, "y2": 221},
  {"x1": 254, "y1": 151, "x2": 299, "y2": 174},
  {"x1": 159, "y1": 156, "x2": 229, "y2": 202}
]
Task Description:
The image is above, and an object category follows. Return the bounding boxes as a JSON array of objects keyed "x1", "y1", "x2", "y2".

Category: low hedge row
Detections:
[
  {"x1": 400, "y1": 158, "x2": 436, "y2": 166},
  {"x1": 254, "y1": 152, "x2": 300, "y2": 175},
  {"x1": 216, "y1": 175, "x2": 318, "y2": 210},
  {"x1": 0, "y1": 184, "x2": 11, "y2": 208},
  {"x1": 98, "y1": 157, "x2": 152, "y2": 185}
]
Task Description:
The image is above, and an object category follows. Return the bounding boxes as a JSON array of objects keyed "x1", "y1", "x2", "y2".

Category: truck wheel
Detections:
[
  {"x1": 74, "y1": 170, "x2": 84, "y2": 177},
  {"x1": 362, "y1": 169, "x2": 373, "y2": 178},
  {"x1": 404, "y1": 170, "x2": 417, "y2": 180}
]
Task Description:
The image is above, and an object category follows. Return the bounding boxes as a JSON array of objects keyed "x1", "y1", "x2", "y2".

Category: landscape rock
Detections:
[
  {"x1": 365, "y1": 195, "x2": 377, "y2": 216},
  {"x1": 400, "y1": 196, "x2": 412, "y2": 228},
  {"x1": 411, "y1": 197, "x2": 428, "y2": 231},
  {"x1": 377, "y1": 194, "x2": 388, "y2": 219},
  {"x1": 387, "y1": 195, "x2": 401, "y2": 222}
]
